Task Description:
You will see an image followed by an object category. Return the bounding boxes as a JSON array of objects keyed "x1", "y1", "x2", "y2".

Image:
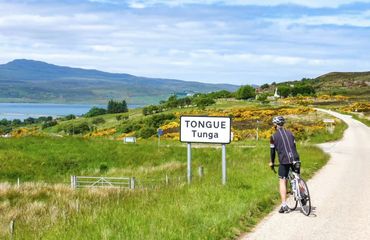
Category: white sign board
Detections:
[
  {"x1": 123, "y1": 137, "x2": 136, "y2": 143},
  {"x1": 323, "y1": 119, "x2": 335, "y2": 123},
  {"x1": 180, "y1": 116, "x2": 231, "y2": 144}
]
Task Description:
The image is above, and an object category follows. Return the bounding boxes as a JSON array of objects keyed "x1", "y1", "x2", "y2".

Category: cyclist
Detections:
[{"x1": 269, "y1": 116, "x2": 301, "y2": 213}]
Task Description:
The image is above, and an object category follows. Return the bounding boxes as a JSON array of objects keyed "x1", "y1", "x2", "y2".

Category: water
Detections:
[{"x1": 0, "y1": 103, "x2": 138, "y2": 120}]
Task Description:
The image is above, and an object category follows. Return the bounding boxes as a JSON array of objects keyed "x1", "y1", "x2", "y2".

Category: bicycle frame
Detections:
[{"x1": 288, "y1": 171, "x2": 302, "y2": 201}]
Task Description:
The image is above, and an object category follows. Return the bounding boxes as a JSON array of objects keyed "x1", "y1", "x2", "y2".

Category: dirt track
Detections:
[{"x1": 241, "y1": 109, "x2": 370, "y2": 240}]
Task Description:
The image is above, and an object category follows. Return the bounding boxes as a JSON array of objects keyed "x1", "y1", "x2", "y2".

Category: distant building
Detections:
[{"x1": 274, "y1": 87, "x2": 280, "y2": 98}]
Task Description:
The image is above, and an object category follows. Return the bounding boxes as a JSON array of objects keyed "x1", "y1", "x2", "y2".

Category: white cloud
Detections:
[
  {"x1": 126, "y1": 0, "x2": 370, "y2": 8},
  {"x1": 275, "y1": 13, "x2": 370, "y2": 28},
  {"x1": 0, "y1": 0, "x2": 369, "y2": 85},
  {"x1": 90, "y1": 45, "x2": 121, "y2": 52}
]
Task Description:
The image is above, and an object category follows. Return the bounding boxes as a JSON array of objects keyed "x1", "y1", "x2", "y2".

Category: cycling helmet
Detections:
[{"x1": 272, "y1": 116, "x2": 285, "y2": 126}]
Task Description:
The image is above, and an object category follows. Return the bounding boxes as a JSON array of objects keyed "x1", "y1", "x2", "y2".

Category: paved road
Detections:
[{"x1": 241, "y1": 109, "x2": 370, "y2": 240}]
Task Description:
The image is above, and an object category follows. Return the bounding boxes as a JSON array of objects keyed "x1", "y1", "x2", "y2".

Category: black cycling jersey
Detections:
[{"x1": 270, "y1": 127, "x2": 300, "y2": 165}]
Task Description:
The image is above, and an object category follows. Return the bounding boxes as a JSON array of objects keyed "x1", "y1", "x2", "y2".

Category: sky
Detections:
[{"x1": 1, "y1": 0, "x2": 370, "y2": 85}]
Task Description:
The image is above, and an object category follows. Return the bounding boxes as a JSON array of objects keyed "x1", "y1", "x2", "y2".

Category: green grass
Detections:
[
  {"x1": 350, "y1": 113, "x2": 370, "y2": 127},
  {"x1": 0, "y1": 137, "x2": 329, "y2": 239},
  {"x1": 308, "y1": 120, "x2": 348, "y2": 144}
]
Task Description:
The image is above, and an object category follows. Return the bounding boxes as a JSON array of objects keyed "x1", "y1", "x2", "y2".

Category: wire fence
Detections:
[{"x1": 4, "y1": 173, "x2": 204, "y2": 190}]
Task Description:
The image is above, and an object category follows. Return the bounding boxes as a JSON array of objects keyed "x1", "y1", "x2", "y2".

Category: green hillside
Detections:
[{"x1": 272, "y1": 71, "x2": 370, "y2": 99}]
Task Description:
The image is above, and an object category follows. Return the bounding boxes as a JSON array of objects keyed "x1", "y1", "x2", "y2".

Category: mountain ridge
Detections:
[{"x1": 0, "y1": 59, "x2": 239, "y2": 104}]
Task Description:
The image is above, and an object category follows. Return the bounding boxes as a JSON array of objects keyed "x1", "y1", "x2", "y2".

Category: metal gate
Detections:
[{"x1": 71, "y1": 176, "x2": 134, "y2": 189}]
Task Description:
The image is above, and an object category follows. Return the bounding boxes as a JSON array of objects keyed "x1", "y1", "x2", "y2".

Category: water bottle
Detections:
[{"x1": 291, "y1": 180, "x2": 296, "y2": 192}]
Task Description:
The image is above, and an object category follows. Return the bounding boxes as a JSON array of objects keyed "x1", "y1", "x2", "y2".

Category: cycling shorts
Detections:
[{"x1": 278, "y1": 164, "x2": 300, "y2": 179}]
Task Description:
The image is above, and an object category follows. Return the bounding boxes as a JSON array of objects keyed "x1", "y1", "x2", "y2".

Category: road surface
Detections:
[{"x1": 241, "y1": 109, "x2": 370, "y2": 240}]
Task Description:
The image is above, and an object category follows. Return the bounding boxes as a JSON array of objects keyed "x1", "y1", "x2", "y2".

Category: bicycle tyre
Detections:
[
  {"x1": 298, "y1": 178, "x2": 311, "y2": 216},
  {"x1": 286, "y1": 181, "x2": 298, "y2": 210}
]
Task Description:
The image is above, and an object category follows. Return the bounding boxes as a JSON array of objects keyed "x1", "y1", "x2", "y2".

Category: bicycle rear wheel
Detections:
[
  {"x1": 286, "y1": 181, "x2": 298, "y2": 210},
  {"x1": 298, "y1": 178, "x2": 311, "y2": 216}
]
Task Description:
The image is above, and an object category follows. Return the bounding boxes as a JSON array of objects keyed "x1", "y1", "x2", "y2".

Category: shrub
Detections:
[
  {"x1": 85, "y1": 107, "x2": 107, "y2": 117},
  {"x1": 118, "y1": 122, "x2": 142, "y2": 133},
  {"x1": 145, "y1": 113, "x2": 176, "y2": 128},
  {"x1": 99, "y1": 163, "x2": 109, "y2": 173},
  {"x1": 92, "y1": 117, "x2": 106, "y2": 125},
  {"x1": 116, "y1": 114, "x2": 129, "y2": 121},
  {"x1": 235, "y1": 85, "x2": 256, "y2": 100},
  {"x1": 64, "y1": 114, "x2": 76, "y2": 120},
  {"x1": 138, "y1": 126, "x2": 157, "y2": 138},
  {"x1": 192, "y1": 95, "x2": 216, "y2": 109},
  {"x1": 41, "y1": 120, "x2": 58, "y2": 129},
  {"x1": 60, "y1": 121, "x2": 91, "y2": 135}
]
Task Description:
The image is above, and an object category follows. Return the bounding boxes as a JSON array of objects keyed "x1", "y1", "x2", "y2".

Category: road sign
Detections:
[
  {"x1": 123, "y1": 137, "x2": 136, "y2": 143},
  {"x1": 157, "y1": 128, "x2": 164, "y2": 136},
  {"x1": 323, "y1": 119, "x2": 335, "y2": 123},
  {"x1": 180, "y1": 116, "x2": 231, "y2": 144}
]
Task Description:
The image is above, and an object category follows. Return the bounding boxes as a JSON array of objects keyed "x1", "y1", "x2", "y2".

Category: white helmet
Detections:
[{"x1": 272, "y1": 116, "x2": 285, "y2": 126}]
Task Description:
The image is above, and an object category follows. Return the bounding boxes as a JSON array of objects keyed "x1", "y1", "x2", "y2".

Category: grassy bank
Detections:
[{"x1": 0, "y1": 137, "x2": 330, "y2": 239}]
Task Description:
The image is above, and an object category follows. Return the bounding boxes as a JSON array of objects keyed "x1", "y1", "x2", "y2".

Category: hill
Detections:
[
  {"x1": 285, "y1": 71, "x2": 370, "y2": 97},
  {"x1": 256, "y1": 71, "x2": 370, "y2": 100},
  {"x1": 314, "y1": 71, "x2": 370, "y2": 95},
  {"x1": 0, "y1": 59, "x2": 239, "y2": 105}
]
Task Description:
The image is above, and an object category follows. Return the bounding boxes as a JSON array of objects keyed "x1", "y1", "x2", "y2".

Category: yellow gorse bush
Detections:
[
  {"x1": 341, "y1": 102, "x2": 370, "y2": 112},
  {"x1": 85, "y1": 128, "x2": 116, "y2": 137},
  {"x1": 11, "y1": 127, "x2": 41, "y2": 138}
]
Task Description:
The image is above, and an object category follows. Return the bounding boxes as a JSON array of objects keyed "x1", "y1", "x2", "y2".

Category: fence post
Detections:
[
  {"x1": 17, "y1": 178, "x2": 20, "y2": 188},
  {"x1": 130, "y1": 177, "x2": 136, "y2": 189},
  {"x1": 198, "y1": 166, "x2": 204, "y2": 178},
  {"x1": 10, "y1": 219, "x2": 15, "y2": 239},
  {"x1": 71, "y1": 176, "x2": 77, "y2": 189},
  {"x1": 165, "y1": 174, "x2": 169, "y2": 185},
  {"x1": 76, "y1": 199, "x2": 80, "y2": 213}
]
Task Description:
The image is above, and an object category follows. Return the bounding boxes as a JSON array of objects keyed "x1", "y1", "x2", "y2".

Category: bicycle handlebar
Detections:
[
  {"x1": 270, "y1": 164, "x2": 279, "y2": 173},
  {"x1": 270, "y1": 163, "x2": 283, "y2": 173}
]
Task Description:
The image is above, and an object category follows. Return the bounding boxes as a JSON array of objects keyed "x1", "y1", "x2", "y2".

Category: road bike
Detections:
[{"x1": 271, "y1": 162, "x2": 311, "y2": 216}]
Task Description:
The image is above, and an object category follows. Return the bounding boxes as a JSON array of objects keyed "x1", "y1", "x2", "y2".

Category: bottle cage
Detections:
[{"x1": 293, "y1": 161, "x2": 301, "y2": 173}]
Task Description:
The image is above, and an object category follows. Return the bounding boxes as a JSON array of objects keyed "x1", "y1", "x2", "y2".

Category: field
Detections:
[
  {"x1": 1, "y1": 137, "x2": 329, "y2": 239},
  {"x1": 0, "y1": 99, "x2": 351, "y2": 239}
]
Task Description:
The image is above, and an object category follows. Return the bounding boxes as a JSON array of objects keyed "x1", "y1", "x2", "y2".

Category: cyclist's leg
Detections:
[{"x1": 278, "y1": 164, "x2": 290, "y2": 209}]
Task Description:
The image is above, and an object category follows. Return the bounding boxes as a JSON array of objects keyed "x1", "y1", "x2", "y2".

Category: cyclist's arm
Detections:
[
  {"x1": 270, "y1": 136, "x2": 276, "y2": 165},
  {"x1": 292, "y1": 135, "x2": 300, "y2": 162}
]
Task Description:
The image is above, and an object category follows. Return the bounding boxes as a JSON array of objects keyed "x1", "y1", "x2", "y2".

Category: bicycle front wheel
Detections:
[
  {"x1": 298, "y1": 178, "x2": 311, "y2": 216},
  {"x1": 286, "y1": 181, "x2": 298, "y2": 210}
]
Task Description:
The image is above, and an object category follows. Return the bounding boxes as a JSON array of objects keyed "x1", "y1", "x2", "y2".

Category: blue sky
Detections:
[{"x1": 0, "y1": 0, "x2": 370, "y2": 85}]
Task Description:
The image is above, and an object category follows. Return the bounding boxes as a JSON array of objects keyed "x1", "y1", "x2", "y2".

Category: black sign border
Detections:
[{"x1": 180, "y1": 115, "x2": 232, "y2": 144}]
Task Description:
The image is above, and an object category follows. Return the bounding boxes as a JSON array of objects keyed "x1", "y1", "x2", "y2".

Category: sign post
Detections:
[
  {"x1": 157, "y1": 128, "x2": 164, "y2": 147},
  {"x1": 187, "y1": 143, "x2": 192, "y2": 184},
  {"x1": 323, "y1": 119, "x2": 335, "y2": 134},
  {"x1": 222, "y1": 144, "x2": 226, "y2": 185},
  {"x1": 180, "y1": 116, "x2": 231, "y2": 184}
]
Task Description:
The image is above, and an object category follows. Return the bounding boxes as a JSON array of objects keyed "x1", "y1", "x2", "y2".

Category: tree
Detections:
[
  {"x1": 278, "y1": 86, "x2": 291, "y2": 98},
  {"x1": 291, "y1": 85, "x2": 315, "y2": 96},
  {"x1": 85, "y1": 107, "x2": 107, "y2": 117},
  {"x1": 192, "y1": 95, "x2": 216, "y2": 109},
  {"x1": 209, "y1": 90, "x2": 233, "y2": 99},
  {"x1": 235, "y1": 85, "x2": 256, "y2": 100},
  {"x1": 260, "y1": 83, "x2": 269, "y2": 89},
  {"x1": 107, "y1": 99, "x2": 128, "y2": 114},
  {"x1": 23, "y1": 117, "x2": 36, "y2": 125},
  {"x1": 64, "y1": 114, "x2": 76, "y2": 120}
]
